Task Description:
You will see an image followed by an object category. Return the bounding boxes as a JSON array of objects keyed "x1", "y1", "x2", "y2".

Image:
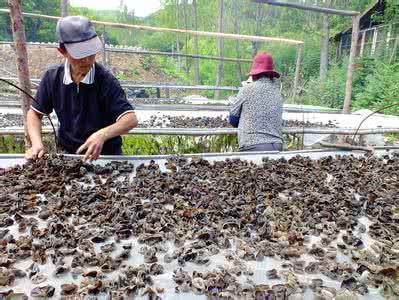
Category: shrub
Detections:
[
  {"x1": 353, "y1": 62, "x2": 399, "y2": 115},
  {"x1": 300, "y1": 63, "x2": 348, "y2": 108}
]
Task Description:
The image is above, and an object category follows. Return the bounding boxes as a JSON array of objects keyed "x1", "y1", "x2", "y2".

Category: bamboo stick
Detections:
[{"x1": 0, "y1": 9, "x2": 304, "y2": 45}]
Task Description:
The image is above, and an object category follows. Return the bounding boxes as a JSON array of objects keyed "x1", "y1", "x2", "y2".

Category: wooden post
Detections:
[
  {"x1": 293, "y1": 44, "x2": 303, "y2": 98},
  {"x1": 60, "y1": 0, "x2": 68, "y2": 17},
  {"x1": 175, "y1": 0, "x2": 181, "y2": 70},
  {"x1": 371, "y1": 28, "x2": 378, "y2": 56},
  {"x1": 250, "y1": 0, "x2": 362, "y2": 78},
  {"x1": 215, "y1": 0, "x2": 224, "y2": 100},
  {"x1": 101, "y1": 33, "x2": 107, "y2": 68},
  {"x1": 390, "y1": 35, "x2": 398, "y2": 64},
  {"x1": 386, "y1": 24, "x2": 392, "y2": 52},
  {"x1": 319, "y1": 0, "x2": 330, "y2": 83},
  {"x1": 338, "y1": 38, "x2": 343, "y2": 60},
  {"x1": 192, "y1": 0, "x2": 200, "y2": 85},
  {"x1": 335, "y1": 39, "x2": 340, "y2": 62},
  {"x1": 8, "y1": 0, "x2": 32, "y2": 148},
  {"x1": 251, "y1": 0, "x2": 359, "y2": 16},
  {"x1": 342, "y1": 14, "x2": 360, "y2": 114},
  {"x1": 359, "y1": 31, "x2": 366, "y2": 57}
]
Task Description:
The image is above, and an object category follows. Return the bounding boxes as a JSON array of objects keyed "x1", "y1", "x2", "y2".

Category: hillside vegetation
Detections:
[{"x1": 0, "y1": 0, "x2": 398, "y2": 113}]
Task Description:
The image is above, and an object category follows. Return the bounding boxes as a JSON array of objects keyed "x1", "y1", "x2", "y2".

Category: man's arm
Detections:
[
  {"x1": 76, "y1": 111, "x2": 138, "y2": 161},
  {"x1": 25, "y1": 109, "x2": 45, "y2": 160}
]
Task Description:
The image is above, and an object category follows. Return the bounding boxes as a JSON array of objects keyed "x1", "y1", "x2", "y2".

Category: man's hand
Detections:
[
  {"x1": 25, "y1": 143, "x2": 45, "y2": 160},
  {"x1": 76, "y1": 129, "x2": 107, "y2": 161}
]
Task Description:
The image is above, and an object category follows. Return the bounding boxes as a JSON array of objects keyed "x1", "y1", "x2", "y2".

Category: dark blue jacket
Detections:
[{"x1": 32, "y1": 63, "x2": 134, "y2": 154}]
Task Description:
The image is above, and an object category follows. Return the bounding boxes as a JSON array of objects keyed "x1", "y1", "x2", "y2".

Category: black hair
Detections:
[
  {"x1": 252, "y1": 72, "x2": 276, "y2": 82},
  {"x1": 59, "y1": 43, "x2": 66, "y2": 50}
]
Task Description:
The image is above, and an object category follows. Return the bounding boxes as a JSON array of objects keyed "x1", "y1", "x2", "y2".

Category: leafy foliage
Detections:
[
  {"x1": 373, "y1": 0, "x2": 399, "y2": 24},
  {"x1": 1, "y1": 0, "x2": 396, "y2": 114},
  {"x1": 300, "y1": 62, "x2": 348, "y2": 108},
  {"x1": 0, "y1": 136, "x2": 24, "y2": 153},
  {"x1": 353, "y1": 62, "x2": 399, "y2": 115},
  {"x1": 122, "y1": 135, "x2": 238, "y2": 155}
]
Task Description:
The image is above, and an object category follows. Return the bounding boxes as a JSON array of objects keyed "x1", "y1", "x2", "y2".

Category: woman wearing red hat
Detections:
[{"x1": 229, "y1": 52, "x2": 283, "y2": 152}]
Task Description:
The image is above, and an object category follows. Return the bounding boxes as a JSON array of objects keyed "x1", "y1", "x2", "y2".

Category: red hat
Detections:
[{"x1": 248, "y1": 52, "x2": 280, "y2": 78}]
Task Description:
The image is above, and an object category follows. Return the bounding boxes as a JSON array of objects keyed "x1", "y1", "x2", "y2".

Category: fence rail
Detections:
[
  {"x1": 0, "y1": 77, "x2": 240, "y2": 92},
  {"x1": 337, "y1": 22, "x2": 399, "y2": 60},
  {"x1": 0, "y1": 127, "x2": 397, "y2": 136}
]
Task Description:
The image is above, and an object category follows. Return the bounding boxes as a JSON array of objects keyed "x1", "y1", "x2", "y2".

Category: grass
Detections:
[
  {"x1": 0, "y1": 136, "x2": 24, "y2": 154},
  {"x1": 0, "y1": 135, "x2": 58, "y2": 154},
  {"x1": 385, "y1": 133, "x2": 399, "y2": 144},
  {"x1": 0, "y1": 134, "x2": 300, "y2": 155},
  {"x1": 122, "y1": 135, "x2": 239, "y2": 155}
]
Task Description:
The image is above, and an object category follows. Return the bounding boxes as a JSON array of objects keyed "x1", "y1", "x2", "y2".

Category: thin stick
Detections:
[{"x1": 0, "y1": 8, "x2": 304, "y2": 45}]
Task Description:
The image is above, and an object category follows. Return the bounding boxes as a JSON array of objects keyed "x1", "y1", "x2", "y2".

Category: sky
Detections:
[{"x1": 69, "y1": 0, "x2": 162, "y2": 17}]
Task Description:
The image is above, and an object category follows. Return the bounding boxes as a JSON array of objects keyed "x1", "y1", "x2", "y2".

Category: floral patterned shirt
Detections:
[{"x1": 229, "y1": 77, "x2": 283, "y2": 149}]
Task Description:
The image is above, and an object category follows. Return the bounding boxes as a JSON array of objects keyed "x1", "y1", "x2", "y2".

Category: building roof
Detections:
[{"x1": 333, "y1": 0, "x2": 384, "y2": 41}]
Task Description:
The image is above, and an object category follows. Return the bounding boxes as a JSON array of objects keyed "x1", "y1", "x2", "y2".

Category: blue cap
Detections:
[{"x1": 56, "y1": 16, "x2": 102, "y2": 59}]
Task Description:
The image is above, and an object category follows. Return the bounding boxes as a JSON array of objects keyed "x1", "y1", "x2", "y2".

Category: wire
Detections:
[
  {"x1": 0, "y1": 78, "x2": 58, "y2": 150},
  {"x1": 351, "y1": 101, "x2": 399, "y2": 145}
]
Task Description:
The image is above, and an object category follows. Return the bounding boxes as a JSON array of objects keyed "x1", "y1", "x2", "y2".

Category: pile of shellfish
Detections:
[
  {"x1": 0, "y1": 154, "x2": 398, "y2": 299},
  {"x1": 139, "y1": 115, "x2": 337, "y2": 129}
]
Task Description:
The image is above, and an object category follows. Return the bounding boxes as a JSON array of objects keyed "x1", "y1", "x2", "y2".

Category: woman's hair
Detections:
[
  {"x1": 252, "y1": 72, "x2": 276, "y2": 81},
  {"x1": 59, "y1": 43, "x2": 66, "y2": 51}
]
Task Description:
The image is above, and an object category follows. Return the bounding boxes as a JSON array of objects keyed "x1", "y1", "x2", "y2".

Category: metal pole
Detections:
[
  {"x1": 104, "y1": 48, "x2": 253, "y2": 63},
  {"x1": 342, "y1": 14, "x2": 360, "y2": 114},
  {"x1": 293, "y1": 44, "x2": 303, "y2": 98},
  {"x1": 1, "y1": 127, "x2": 399, "y2": 136},
  {"x1": 0, "y1": 77, "x2": 241, "y2": 91},
  {"x1": 0, "y1": 41, "x2": 254, "y2": 63},
  {"x1": 7, "y1": 0, "x2": 32, "y2": 148}
]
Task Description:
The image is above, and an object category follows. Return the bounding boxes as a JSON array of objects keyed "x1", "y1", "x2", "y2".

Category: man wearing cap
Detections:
[
  {"x1": 229, "y1": 52, "x2": 283, "y2": 152},
  {"x1": 25, "y1": 16, "x2": 138, "y2": 161}
]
